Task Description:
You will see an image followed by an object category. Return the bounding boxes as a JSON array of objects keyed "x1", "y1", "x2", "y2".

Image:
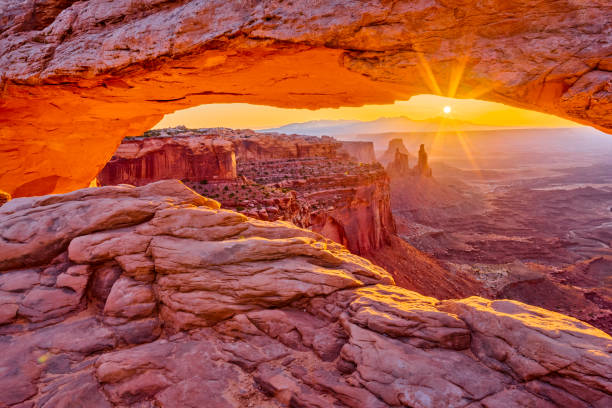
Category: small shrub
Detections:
[
  {"x1": 236, "y1": 206, "x2": 245, "y2": 211},
  {"x1": 200, "y1": 179, "x2": 208, "y2": 185}
]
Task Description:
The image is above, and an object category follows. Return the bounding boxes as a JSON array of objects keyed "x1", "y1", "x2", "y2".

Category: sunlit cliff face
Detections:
[{"x1": 0, "y1": 0, "x2": 610, "y2": 197}]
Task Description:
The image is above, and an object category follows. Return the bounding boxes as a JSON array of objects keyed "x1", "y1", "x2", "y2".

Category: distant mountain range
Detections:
[{"x1": 261, "y1": 116, "x2": 524, "y2": 137}]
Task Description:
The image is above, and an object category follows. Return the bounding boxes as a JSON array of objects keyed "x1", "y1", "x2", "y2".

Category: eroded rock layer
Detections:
[
  {"x1": 98, "y1": 130, "x2": 237, "y2": 186},
  {"x1": 99, "y1": 127, "x2": 391, "y2": 256},
  {"x1": 1, "y1": 0, "x2": 611, "y2": 196},
  {"x1": 0, "y1": 180, "x2": 610, "y2": 407}
]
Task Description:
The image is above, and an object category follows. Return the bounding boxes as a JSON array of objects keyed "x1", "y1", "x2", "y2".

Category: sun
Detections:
[{"x1": 443, "y1": 105, "x2": 452, "y2": 114}]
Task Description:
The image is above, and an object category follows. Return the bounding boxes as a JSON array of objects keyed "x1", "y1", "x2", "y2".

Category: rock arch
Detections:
[{"x1": 1, "y1": 0, "x2": 611, "y2": 196}]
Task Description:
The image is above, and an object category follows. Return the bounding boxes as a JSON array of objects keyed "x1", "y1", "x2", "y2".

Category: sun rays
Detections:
[{"x1": 414, "y1": 46, "x2": 489, "y2": 175}]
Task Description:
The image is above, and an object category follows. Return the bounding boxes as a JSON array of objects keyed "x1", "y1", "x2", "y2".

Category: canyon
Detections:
[
  {"x1": 96, "y1": 127, "x2": 612, "y2": 336},
  {"x1": 97, "y1": 128, "x2": 476, "y2": 300},
  {"x1": 1, "y1": 0, "x2": 612, "y2": 196},
  {"x1": 1, "y1": 1, "x2": 611, "y2": 406},
  {"x1": 0, "y1": 180, "x2": 610, "y2": 408},
  {"x1": 382, "y1": 132, "x2": 612, "y2": 334},
  {"x1": 98, "y1": 127, "x2": 388, "y2": 255}
]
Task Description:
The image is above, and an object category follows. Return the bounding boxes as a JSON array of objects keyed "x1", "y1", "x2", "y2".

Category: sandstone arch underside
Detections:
[{"x1": 0, "y1": 0, "x2": 611, "y2": 196}]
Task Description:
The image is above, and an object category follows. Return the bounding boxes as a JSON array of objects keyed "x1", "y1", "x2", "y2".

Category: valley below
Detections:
[
  {"x1": 385, "y1": 130, "x2": 612, "y2": 333},
  {"x1": 96, "y1": 125, "x2": 612, "y2": 334}
]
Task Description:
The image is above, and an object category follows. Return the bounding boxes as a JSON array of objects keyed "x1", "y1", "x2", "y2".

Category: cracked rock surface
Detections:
[
  {"x1": 0, "y1": 180, "x2": 610, "y2": 407},
  {"x1": 1, "y1": 0, "x2": 611, "y2": 196}
]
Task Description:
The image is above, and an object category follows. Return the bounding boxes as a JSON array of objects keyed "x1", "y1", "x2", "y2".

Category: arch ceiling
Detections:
[{"x1": 0, "y1": 0, "x2": 611, "y2": 196}]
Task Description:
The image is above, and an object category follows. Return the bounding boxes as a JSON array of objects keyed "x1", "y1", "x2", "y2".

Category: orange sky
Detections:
[{"x1": 153, "y1": 94, "x2": 583, "y2": 130}]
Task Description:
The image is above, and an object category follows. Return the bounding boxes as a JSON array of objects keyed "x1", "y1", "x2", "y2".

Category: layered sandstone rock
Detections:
[
  {"x1": 0, "y1": 180, "x2": 610, "y2": 407},
  {"x1": 231, "y1": 130, "x2": 340, "y2": 161},
  {"x1": 383, "y1": 140, "x2": 433, "y2": 178},
  {"x1": 417, "y1": 144, "x2": 433, "y2": 177},
  {"x1": 308, "y1": 168, "x2": 395, "y2": 255},
  {"x1": 197, "y1": 158, "x2": 396, "y2": 256},
  {"x1": 379, "y1": 138, "x2": 412, "y2": 166},
  {"x1": 99, "y1": 127, "x2": 394, "y2": 257},
  {"x1": 386, "y1": 149, "x2": 411, "y2": 178},
  {"x1": 97, "y1": 127, "x2": 343, "y2": 186},
  {"x1": 98, "y1": 130, "x2": 236, "y2": 186},
  {"x1": 0, "y1": 190, "x2": 9, "y2": 207},
  {"x1": 1, "y1": 0, "x2": 611, "y2": 196},
  {"x1": 97, "y1": 128, "x2": 476, "y2": 298},
  {"x1": 232, "y1": 156, "x2": 395, "y2": 256}
]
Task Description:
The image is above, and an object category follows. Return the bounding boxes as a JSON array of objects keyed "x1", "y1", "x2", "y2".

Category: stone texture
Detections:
[
  {"x1": 98, "y1": 132, "x2": 237, "y2": 186},
  {"x1": 0, "y1": 190, "x2": 10, "y2": 207},
  {"x1": 103, "y1": 127, "x2": 398, "y2": 258},
  {"x1": 103, "y1": 277, "x2": 155, "y2": 319},
  {"x1": 386, "y1": 148, "x2": 411, "y2": 178},
  {"x1": 0, "y1": 180, "x2": 610, "y2": 406},
  {"x1": 1, "y1": 0, "x2": 611, "y2": 196},
  {"x1": 440, "y1": 297, "x2": 612, "y2": 405},
  {"x1": 417, "y1": 143, "x2": 433, "y2": 177},
  {"x1": 379, "y1": 138, "x2": 412, "y2": 166},
  {"x1": 345, "y1": 285, "x2": 471, "y2": 350}
]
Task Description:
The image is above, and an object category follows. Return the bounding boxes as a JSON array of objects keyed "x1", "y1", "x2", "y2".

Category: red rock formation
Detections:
[
  {"x1": 100, "y1": 127, "x2": 394, "y2": 257},
  {"x1": 217, "y1": 157, "x2": 396, "y2": 256},
  {"x1": 98, "y1": 131, "x2": 236, "y2": 186},
  {"x1": 0, "y1": 190, "x2": 9, "y2": 207},
  {"x1": 378, "y1": 138, "x2": 411, "y2": 166},
  {"x1": 1, "y1": 1, "x2": 611, "y2": 196},
  {"x1": 382, "y1": 139, "x2": 432, "y2": 178},
  {"x1": 307, "y1": 169, "x2": 396, "y2": 255},
  {"x1": 386, "y1": 148, "x2": 411, "y2": 178},
  {"x1": 417, "y1": 143, "x2": 433, "y2": 177},
  {"x1": 97, "y1": 127, "x2": 480, "y2": 298},
  {"x1": 338, "y1": 141, "x2": 377, "y2": 164},
  {"x1": 0, "y1": 180, "x2": 610, "y2": 407},
  {"x1": 222, "y1": 129, "x2": 340, "y2": 161}
]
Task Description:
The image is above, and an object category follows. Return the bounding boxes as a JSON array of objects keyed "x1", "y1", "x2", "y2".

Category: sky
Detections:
[{"x1": 153, "y1": 94, "x2": 583, "y2": 130}]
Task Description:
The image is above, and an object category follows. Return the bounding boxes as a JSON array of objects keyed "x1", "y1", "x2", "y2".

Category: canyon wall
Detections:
[
  {"x1": 1, "y1": 0, "x2": 611, "y2": 196},
  {"x1": 96, "y1": 128, "x2": 478, "y2": 299},
  {"x1": 98, "y1": 134, "x2": 236, "y2": 186},
  {"x1": 0, "y1": 180, "x2": 610, "y2": 407},
  {"x1": 307, "y1": 170, "x2": 395, "y2": 255},
  {"x1": 233, "y1": 133, "x2": 339, "y2": 161},
  {"x1": 98, "y1": 128, "x2": 394, "y2": 257}
]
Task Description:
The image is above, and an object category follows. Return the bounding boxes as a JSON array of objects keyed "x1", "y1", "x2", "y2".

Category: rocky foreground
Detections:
[
  {"x1": 2, "y1": 0, "x2": 611, "y2": 197},
  {"x1": 0, "y1": 180, "x2": 611, "y2": 407}
]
